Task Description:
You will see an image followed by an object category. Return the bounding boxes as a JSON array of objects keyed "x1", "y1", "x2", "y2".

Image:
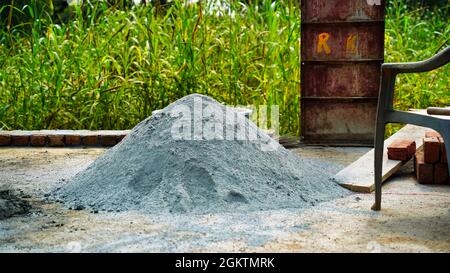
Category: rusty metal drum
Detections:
[{"x1": 300, "y1": 0, "x2": 386, "y2": 145}]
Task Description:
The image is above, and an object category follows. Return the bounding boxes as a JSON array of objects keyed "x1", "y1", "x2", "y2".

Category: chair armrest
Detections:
[
  {"x1": 377, "y1": 46, "x2": 450, "y2": 114},
  {"x1": 382, "y1": 46, "x2": 450, "y2": 74}
]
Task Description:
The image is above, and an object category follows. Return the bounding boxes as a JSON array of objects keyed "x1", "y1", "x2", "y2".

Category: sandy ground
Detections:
[{"x1": 0, "y1": 146, "x2": 449, "y2": 253}]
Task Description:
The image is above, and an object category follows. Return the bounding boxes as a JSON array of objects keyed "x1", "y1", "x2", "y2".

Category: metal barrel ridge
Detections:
[{"x1": 300, "y1": 0, "x2": 386, "y2": 146}]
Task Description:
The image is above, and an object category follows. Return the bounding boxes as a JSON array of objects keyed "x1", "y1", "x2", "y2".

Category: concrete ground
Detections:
[{"x1": 0, "y1": 146, "x2": 449, "y2": 252}]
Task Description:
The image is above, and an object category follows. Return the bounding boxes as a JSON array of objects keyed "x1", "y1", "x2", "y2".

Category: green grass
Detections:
[{"x1": 0, "y1": 0, "x2": 448, "y2": 136}]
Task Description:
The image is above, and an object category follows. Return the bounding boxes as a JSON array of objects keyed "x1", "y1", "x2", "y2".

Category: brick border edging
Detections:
[
  {"x1": 0, "y1": 130, "x2": 130, "y2": 147},
  {"x1": 2, "y1": 129, "x2": 284, "y2": 149}
]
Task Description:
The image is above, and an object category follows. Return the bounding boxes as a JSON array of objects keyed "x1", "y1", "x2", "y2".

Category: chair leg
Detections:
[
  {"x1": 439, "y1": 125, "x2": 450, "y2": 178},
  {"x1": 372, "y1": 122, "x2": 385, "y2": 211}
]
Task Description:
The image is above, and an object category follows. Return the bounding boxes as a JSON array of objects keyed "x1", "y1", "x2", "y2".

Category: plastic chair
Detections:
[{"x1": 372, "y1": 46, "x2": 450, "y2": 211}]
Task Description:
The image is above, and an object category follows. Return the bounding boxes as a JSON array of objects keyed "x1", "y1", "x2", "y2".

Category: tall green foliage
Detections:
[{"x1": 0, "y1": 0, "x2": 448, "y2": 136}]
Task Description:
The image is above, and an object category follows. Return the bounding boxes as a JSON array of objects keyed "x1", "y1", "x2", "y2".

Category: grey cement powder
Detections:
[{"x1": 52, "y1": 94, "x2": 348, "y2": 214}]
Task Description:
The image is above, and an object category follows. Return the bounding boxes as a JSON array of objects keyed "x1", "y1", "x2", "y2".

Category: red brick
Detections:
[
  {"x1": 11, "y1": 135, "x2": 29, "y2": 146},
  {"x1": 425, "y1": 130, "x2": 442, "y2": 138},
  {"x1": 387, "y1": 139, "x2": 416, "y2": 161},
  {"x1": 65, "y1": 135, "x2": 81, "y2": 146},
  {"x1": 438, "y1": 137, "x2": 447, "y2": 164},
  {"x1": 434, "y1": 163, "x2": 449, "y2": 184},
  {"x1": 100, "y1": 135, "x2": 117, "y2": 146},
  {"x1": 116, "y1": 134, "x2": 127, "y2": 143},
  {"x1": 423, "y1": 137, "x2": 440, "y2": 163},
  {"x1": 82, "y1": 135, "x2": 98, "y2": 146},
  {"x1": 408, "y1": 141, "x2": 416, "y2": 157},
  {"x1": 0, "y1": 134, "x2": 11, "y2": 146},
  {"x1": 48, "y1": 135, "x2": 65, "y2": 147},
  {"x1": 415, "y1": 150, "x2": 434, "y2": 184},
  {"x1": 30, "y1": 135, "x2": 47, "y2": 146}
]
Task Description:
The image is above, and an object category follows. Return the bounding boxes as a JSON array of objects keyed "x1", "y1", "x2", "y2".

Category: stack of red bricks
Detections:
[
  {"x1": 387, "y1": 130, "x2": 449, "y2": 185},
  {"x1": 415, "y1": 131, "x2": 448, "y2": 184},
  {"x1": 0, "y1": 130, "x2": 129, "y2": 147}
]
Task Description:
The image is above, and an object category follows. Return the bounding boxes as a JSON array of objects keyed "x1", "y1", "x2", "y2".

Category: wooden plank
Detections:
[{"x1": 334, "y1": 124, "x2": 429, "y2": 193}]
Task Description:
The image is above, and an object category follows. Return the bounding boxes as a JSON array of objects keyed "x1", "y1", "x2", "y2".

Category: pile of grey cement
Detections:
[{"x1": 52, "y1": 94, "x2": 348, "y2": 214}]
